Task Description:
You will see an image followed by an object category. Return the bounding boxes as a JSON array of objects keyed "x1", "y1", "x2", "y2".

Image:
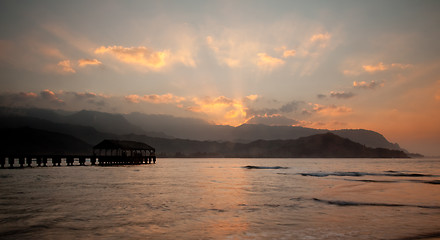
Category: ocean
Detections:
[{"x1": 0, "y1": 158, "x2": 439, "y2": 240}]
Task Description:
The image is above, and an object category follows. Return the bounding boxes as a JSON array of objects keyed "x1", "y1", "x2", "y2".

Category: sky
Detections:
[{"x1": 1, "y1": 0, "x2": 440, "y2": 155}]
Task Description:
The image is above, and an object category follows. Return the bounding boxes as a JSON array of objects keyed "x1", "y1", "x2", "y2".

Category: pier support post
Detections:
[
  {"x1": 153, "y1": 156, "x2": 156, "y2": 164},
  {"x1": 91, "y1": 157, "x2": 96, "y2": 165},
  {"x1": 0, "y1": 157, "x2": 5, "y2": 168},
  {"x1": 36, "y1": 157, "x2": 42, "y2": 167},
  {"x1": 26, "y1": 157, "x2": 32, "y2": 167},
  {"x1": 43, "y1": 158, "x2": 47, "y2": 167},
  {"x1": 79, "y1": 157, "x2": 85, "y2": 166},
  {"x1": 19, "y1": 157, "x2": 25, "y2": 168},
  {"x1": 8, "y1": 157, "x2": 14, "y2": 168},
  {"x1": 66, "y1": 157, "x2": 73, "y2": 166}
]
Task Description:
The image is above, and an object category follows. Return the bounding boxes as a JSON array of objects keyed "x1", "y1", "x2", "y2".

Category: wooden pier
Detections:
[{"x1": 0, "y1": 139, "x2": 157, "y2": 168}]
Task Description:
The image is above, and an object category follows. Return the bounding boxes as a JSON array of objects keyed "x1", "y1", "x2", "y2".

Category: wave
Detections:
[
  {"x1": 243, "y1": 165, "x2": 289, "y2": 169},
  {"x1": 392, "y1": 231, "x2": 440, "y2": 240},
  {"x1": 300, "y1": 171, "x2": 436, "y2": 178},
  {"x1": 312, "y1": 198, "x2": 440, "y2": 209},
  {"x1": 346, "y1": 179, "x2": 440, "y2": 185}
]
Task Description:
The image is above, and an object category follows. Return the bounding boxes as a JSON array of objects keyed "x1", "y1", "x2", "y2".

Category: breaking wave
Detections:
[
  {"x1": 299, "y1": 171, "x2": 437, "y2": 178},
  {"x1": 243, "y1": 165, "x2": 289, "y2": 169},
  {"x1": 312, "y1": 198, "x2": 440, "y2": 209}
]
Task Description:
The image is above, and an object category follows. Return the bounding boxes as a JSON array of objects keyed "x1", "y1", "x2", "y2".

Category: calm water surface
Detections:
[{"x1": 1, "y1": 158, "x2": 439, "y2": 239}]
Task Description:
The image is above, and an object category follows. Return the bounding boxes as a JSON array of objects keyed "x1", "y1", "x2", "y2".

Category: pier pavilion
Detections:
[{"x1": 93, "y1": 139, "x2": 156, "y2": 165}]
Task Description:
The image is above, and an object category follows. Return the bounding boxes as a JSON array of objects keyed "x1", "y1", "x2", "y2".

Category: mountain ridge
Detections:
[{"x1": 0, "y1": 107, "x2": 408, "y2": 154}]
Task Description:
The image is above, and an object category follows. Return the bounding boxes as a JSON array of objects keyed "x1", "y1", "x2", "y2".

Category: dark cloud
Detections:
[
  {"x1": 246, "y1": 115, "x2": 300, "y2": 126},
  {"x1": 317, "y1": 94, "x2": 327, "y2": 99},
  {"x1": 280, "y1": 101, "x2": 301, "y2": 113},
  {"x1": 247, "y1": 100, "x2": 303, "y2": 118},
  {"x1": 330, "y1": 91, "x2": 355, "y2": 99}
]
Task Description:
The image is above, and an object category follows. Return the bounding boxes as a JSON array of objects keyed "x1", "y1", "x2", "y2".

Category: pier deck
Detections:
[
  {"x1": 0, "y1": 154, "x2": 156, "y2": 168},
  {"x1": 1, "y1": 139, "x2": 157, "y2": 168}
]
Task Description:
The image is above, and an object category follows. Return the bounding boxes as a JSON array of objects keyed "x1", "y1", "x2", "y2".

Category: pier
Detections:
[{"x1": 0, "y1": 139, "x2": 157, "y2": 168}]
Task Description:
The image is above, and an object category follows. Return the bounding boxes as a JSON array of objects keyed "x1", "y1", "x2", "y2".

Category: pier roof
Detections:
[{"x1": 93, "y1": 140, "x2": 155, "y2": 151}]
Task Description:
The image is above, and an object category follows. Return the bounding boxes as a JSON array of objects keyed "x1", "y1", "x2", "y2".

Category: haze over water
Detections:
[{"x1": 1, "y1": 158, "x2": 439, "y2": 239}]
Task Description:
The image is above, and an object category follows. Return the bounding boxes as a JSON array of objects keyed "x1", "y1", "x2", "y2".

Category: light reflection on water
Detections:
[{"x1": 0, "y1": 158, "x2": 439, "y2": 239}]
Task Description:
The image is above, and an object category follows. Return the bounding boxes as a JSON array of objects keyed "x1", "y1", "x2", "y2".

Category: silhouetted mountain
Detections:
[
  {"x1": 119, "y1": 132, "x2": 409, "y2": 158},
  {"x1": 64, "y1": 110, "x2": 146, "y2": 135},
  {"x1": 0, "y1": 107, "x2": 407, "y2": 153},
  {"x1": 124, "y1": 112, "x2": 404, "y2": 151},
  {"x1": 332, "y1": 129, "x2": 401, "y2": 151},
  {"x1": 0, "y1": 116, "x2": 113, "y2": 145},
  {"x1": 0, "y1": 127, "x2": 92, "y2": 155},
  {"x1": 0, "y1": 107, "x2": 169, "y2": 138}
]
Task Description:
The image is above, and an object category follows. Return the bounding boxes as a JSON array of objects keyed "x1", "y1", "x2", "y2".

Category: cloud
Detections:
[
  {"x1": 317, "y1": 94, "x2": 327, "y2": 99},
  {"x1": 283, "y1": 49, "x2": 296, "y2": 58},
  {"x1": 245, "y1": 114, "x2": 300, "y2": 126},
  {"x1": 276, "y1": 46, "x2": 296, "y2": 58},
  {"x1": 247, "y1": 100, "x2": 303, "y2": 118},
  {"x1": 309, "y1": 33, "x2": 331, "y2": 48},
  {"x1": 57, "y1": 60, "x2": 76, "y2": 73},
  {"x1": 330, "y1": 91, "x2": 355, "y2": 99},
  {"x1": 391, "y1": 63, "x2": 412, "y2": 69},
  {"x1": 205, "y1": 35, "x2": 250, "y2": 68},
  {"x1": 185, "y1": 96, "x2": 249, "y2": 126},
  {"x1": 95, "y1": 45, "x2": 170, "y2": 70},
  {"x1": 244, "y1": 94, "x2": 259, "y2": 101},
  {"x1": 362, "y1": 62, "x2": 412, "y2": 73},
  {"x1": 279, "y1": 101, "x2": 301, "y2": 113},
  {"x1": 363, "y1": 62, "x2": 388, "y2": 73},
  {"x1": 353, "y1": 80, "x2": 384, "y2": 89},
  {"x1": 311, "y1": 103, "x2": 352, "y2": 116},
  {"x1": 256, "y1": 53, "x2": 285, "y2": 71},
  {"x1": 78, "y1": 59, "x2": 102, "y2": 67},
  {"x1": 125, "y1": 93, "x2": 185, "y2": 104},
  {"x1": 40, "y1": 89, "x2": 64, "y2": 104},
  {"x1": 310, "y1": 33, "x2": 331, "y2": 42}
]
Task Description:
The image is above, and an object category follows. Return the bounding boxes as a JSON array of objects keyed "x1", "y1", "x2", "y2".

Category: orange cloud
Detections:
[
  {"x1": 95, "y1": 45, "x2": 169, "y2": 70},
  {"x1": 125, "y1": 93, "x2": 185, "y2": 104},
  {"x1": 256, "y1": 53, "x2": 284, "y2": 70},
  {"x1": 363, "y1": 62, "x2": 388, "y2": 73},
  {"x1": 353, "y1": 80, "x2": 384, "y2": 89},
  {"x1": 310, "y1": 33, "x2": 331, "y2": 42},
  {"x1": 283, "y1": 49, "x2": 296, "y2": 58},
  {"x1": 40, "y1": 89, "x2": 64, "y2": 104},
  {"x1": 187, "y1": 96, "x2": 249, "y2": 126},
  {"x1": 276, "y1": 46, "x2": 296, "y2": 58},
  {"x1": 205, "y1": 35, "x2": 243, "y2": 68},
  {"x1": 391, "y1": 63, "x2": 412, "y2": 69},
  {"x1": 78, "y1": 58, "x2": 102, "y2": 67},
  {"x1": 20, "y1": 92, "x2": 38, "y2": 98},
  {"x1": 57, "y1": 60, "x2": 76, "y2": 73},
  {"x1": 312, "y1": 103, "x2": 352, "y2": 116},
  {"x1": 245, "y1": 94, "x2": 259, "y2": 101}
]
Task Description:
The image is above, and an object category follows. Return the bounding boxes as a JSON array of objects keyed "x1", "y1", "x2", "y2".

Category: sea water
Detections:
[{"x1": 0, "y1": 158, "x2": 439, "y2": 240}]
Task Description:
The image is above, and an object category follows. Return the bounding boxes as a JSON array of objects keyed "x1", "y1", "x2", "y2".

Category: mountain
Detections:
[
  {"x1": 0, "y1": 127, "x2": 92, "y2": 155},
  {"x1": 119, "y1": 132, "x2": 409, "y2": 158},
  {"x1": 0, "y1": 107, "x2": 169, "y2": 138},
  {"x1": 0, "y1": 115, "x2": 113, "y2": 145},
  {"x1": 0, "y1": 107, "x2": 406, "y2": 153},
  {"x1": 124, "y1": 112, "x2": 404, "y2": 151},
  {"x1": 0, "y1": 119, "x2": 409, "y2": 158},
  {"x1": 64, "y1": 110, "x2": 145, "y2": 135}
]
